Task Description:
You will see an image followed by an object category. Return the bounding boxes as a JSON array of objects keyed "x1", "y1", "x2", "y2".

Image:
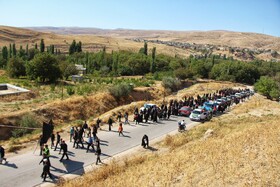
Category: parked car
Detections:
[
  {"x1": 189, "y1": 108, "x2": 211, "y2": 122},
  {"x1": 203, "y1": 101, "x2": 218, "y2": 113},
  {"x1": 178, "y1": 106, "x2": 192, "y2": 116}
]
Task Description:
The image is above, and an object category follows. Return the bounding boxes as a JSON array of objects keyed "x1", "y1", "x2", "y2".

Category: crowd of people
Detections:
[{"x1": 1, "y1": 87, "x2": 251, "y2": 183}]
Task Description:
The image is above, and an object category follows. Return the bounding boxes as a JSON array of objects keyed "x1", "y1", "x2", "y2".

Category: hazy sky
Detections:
[{"x1": 0, "y1": 0, "x2": 280, "y2": 36}]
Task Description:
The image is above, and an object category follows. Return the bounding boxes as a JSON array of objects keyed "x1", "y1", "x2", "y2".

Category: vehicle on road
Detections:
[
  {"x1": 189, "y1": 108, "x2": 211, "y2": 122},
  {"x1": 178, "y1": 106, "x2": 192, "y2": 116}
]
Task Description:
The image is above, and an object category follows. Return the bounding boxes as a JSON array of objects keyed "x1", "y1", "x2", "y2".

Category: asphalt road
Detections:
[{"x1": 0, "y1": 115, "x2": 196, "y2": 187}]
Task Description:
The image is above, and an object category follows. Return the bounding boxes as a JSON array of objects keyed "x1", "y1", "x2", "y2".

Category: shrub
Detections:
[
  {"x1": 7, "y1": 57, "x2": 26, "y2": 78},
  {"x1": 77, "y1": 84, "x2": 92, "y2": 95},
  {"x1": 12, "y1": 113, "x2": 41, "y2": 138},
  {"x1": 161, "y1": 77, "x2": 181, "y2": 92},
  {"x1": 66, "y1": 86, "x2": 75, "y2": 95},
  {"x1": 108, "y1": 83, "x2": 134, "y2": 99}
]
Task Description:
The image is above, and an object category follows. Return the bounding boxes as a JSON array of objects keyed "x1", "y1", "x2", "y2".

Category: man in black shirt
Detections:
[
  {"x1": 54, "y1": 132, "x2": 61, "y2": 151},
  {"x1": 59, "y1": 140, "x2": 69, "y2": 161}
]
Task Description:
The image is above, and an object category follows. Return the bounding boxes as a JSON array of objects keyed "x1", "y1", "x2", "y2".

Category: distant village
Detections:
[{"x1": 129, "y1": 38, "x2": 280, "y2": 62}]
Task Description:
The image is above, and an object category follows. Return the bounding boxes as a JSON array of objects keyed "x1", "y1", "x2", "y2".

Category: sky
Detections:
[{"x1": 0, "y1": 0, "x2": 280, "y2": 36}]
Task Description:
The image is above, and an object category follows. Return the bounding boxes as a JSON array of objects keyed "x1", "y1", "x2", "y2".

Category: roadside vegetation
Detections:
[{"x1": 59, "y1": 94, "x2": 280, "y2": 187}]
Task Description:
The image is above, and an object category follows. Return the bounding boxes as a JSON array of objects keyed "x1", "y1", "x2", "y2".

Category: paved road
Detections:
[{"x1": 0, "y1": 115, "x2": 196, "y2": 187}]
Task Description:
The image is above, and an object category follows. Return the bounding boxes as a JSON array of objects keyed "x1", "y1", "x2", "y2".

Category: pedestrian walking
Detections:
[
  {"x1": 108, "y1": 117, "x2": 113, "y2": 131},
  {"x1": 95, "y1": 145, "x2": 102, "y2": 165},
  {"x1": 73, "y1": 127, "x2": 79, "y2": 148},
  {"x1": 50, "y1": 133, "x2": 55, "y2": 149},
  {"x1": 70, "y1": 127, "x2": 74, "y2": 142},
  {"x1": 141, "y1": 134, "x2": 149, "y2": 148},
  {"x1": 59, "y1": 140, "x2": 69, "y2": 161},
  {"x1": 118, "y1": 122, "x2": 124, "y2": 136},
  {"x1": 117, "y1": 112, "x2": 122, "y2": 122},
  {"x1": 38, "y1": 135, "x2": 44, "y2": 156},
  {"x1": 41, "y1": 159, "x2": 53, "y2": 182},
  {"x1": 124, "y1": 112, "x2": 130, "y2": 125},
  {"x1": 86, "y1": 135, "x2": 95, "y2": 153},
  {"x1": 54, "y1": 132, "x2": 61, "y2": 151},
  {"x1": 43, "y1": 144, "x2": 51, "y2": 166},
  {"x1": 0, "y1": 145, "x2": 7, "y2": 164},
  {"x1": 83, "y1": 121, "x2": 88, "y2": 137}
]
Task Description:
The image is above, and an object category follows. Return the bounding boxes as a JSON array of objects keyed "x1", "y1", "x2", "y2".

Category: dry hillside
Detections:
[
  {"x1": 28, "y1": 27, "x2": 280, "y2": 52},
  {"x1": 0, "y1": 26, "x2": 191, "y2": 57},
  {"x1": 1, "y1": 26, "x2": 280, "y2": 60},
  {"x1": 60, "y1": 94, "x2": 280, "y2": 187}
]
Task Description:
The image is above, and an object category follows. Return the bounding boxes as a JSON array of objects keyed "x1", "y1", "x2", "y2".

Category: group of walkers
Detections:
[{"x1": 2, "y1": 87, "x2": 251, "y2": 183}]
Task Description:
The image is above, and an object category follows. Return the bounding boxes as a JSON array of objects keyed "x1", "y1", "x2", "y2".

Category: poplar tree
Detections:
[{"x1": 40, "y1": 39, "x2": 45, "y2": 53}]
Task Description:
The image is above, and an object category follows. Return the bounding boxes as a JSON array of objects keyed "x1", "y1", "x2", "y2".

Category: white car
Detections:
[{"x1": 189, "y1": 108, "x2": 209, "y2": 121}]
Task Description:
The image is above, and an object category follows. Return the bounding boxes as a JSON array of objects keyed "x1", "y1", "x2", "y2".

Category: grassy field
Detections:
[{"x1": 59, "y1": 94, "x2": 280, "y2": 187}]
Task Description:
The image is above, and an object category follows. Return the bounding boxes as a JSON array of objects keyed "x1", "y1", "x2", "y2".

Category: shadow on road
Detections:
[
  {"x1": 147, "y1": 146, "x2": 158, "y2": 152},
  {"x1": 1, "y1": 161, "x2": 18, "y2": 169},
  {"x1": 61, "y1": 159, "x2": 85, "y2": 174}
]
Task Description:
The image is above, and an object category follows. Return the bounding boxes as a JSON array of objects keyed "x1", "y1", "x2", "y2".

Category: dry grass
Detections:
[
  {"x1": 60, "y1": 94, "x2": 280, "y2": 187},
  {"x1": 1, "y1": 26, "x2": 280, "y2": 60}
]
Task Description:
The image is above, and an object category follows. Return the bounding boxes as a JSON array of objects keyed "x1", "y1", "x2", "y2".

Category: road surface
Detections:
[{"x1": 0, "y1": 115, "x2": 197, "y2": 187}]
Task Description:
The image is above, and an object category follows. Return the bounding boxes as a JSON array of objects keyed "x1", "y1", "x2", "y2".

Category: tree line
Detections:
[{"x1": 0, "y1": 40, "x2": 279, "y2": 99}]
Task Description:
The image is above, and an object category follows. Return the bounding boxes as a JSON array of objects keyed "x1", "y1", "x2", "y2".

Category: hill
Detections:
[
  {"x1": 60, "y1": 94, "x2": 280, "y2": 187},
  {"x1": 0, "y1": 26, "x2": 280, "y2": 61}
]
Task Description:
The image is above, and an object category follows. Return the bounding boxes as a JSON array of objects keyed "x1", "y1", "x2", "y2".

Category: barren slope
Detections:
[{"x1": 60, "y1": 94, "x2": 280, "y2": 187}]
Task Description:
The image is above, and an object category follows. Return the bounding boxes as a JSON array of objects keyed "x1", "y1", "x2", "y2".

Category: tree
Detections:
[
  {"x1": 25, "y1": 44, "x2": 29, "y2": 56},
  {"x1": 69, "y1": 40, "x2": 76, "y2": 55},
  {"x1": 144, "y1": 42, "x2": 148, "y2": 55},
  {"x1": 7, "y1": 57, "x2": 26, "y2": 78},
  {"x1": 254, "y1": 76, "x2": 279, "y2": 99},
  {"x1": 2, "y1": 46, "x2": 8, "y2": 61},
  {"x1": 76, "y1": 41, "x2": 82, "y2": 52},
  {"x1": 63, "y1": 64, "x2": 78, "y2": 80},
  {"x1": 12, "y1": 43, "x2": 17, "y2": 56},
  {"x1": 49, "y1": 45, "x2": 55, "y2": 54},
  {"x1": 35, "y1": 43, "x2": 38, "y2": 50},
  {"x1": 9, "y1": 43, "x2": 12, "y2": 58},
  {"x1": 112, "y1": 52, "x2": 119, "y2": 74},
  {"x1": 40, "y1": 39, "x2": 45, "y2": 53},
  {"x1": 18, "y1": 45, "x2": 25, "y2": 58},
  {"x1": 26, "y1": 53, "x2": 61, "y2": 83},
  {"x1": 150, "y1": 47, "x2": 156, "y2": 73}
]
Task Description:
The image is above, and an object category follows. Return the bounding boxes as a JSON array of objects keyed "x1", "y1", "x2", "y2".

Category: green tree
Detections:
[
  {"x1": 150, "y1": 47, "x2": 156, "y2": 73},
  {"x1": 40, "y1": 39, "x2": 45, "y2": 53},
  {"x1": 69, "y1": 40, "x2": 76, "y2": 55},
  {"x1": 35, "y1": 43, "x2": 38, "y2": 50},
  {"x1": 18, "y1": 45, "x2": 25, "y2": 58},
  {"x1": 26, "y1": 53, "x2": 61, "y2": 82},
  {"x1": 50, "y1": 45, "x2": 55, "y2": 54},
  {"x1": 144, "y1": 42, "x2": 148, "y2": 55},
  {"x1": 9, "y1": 43, "x2": 12, "y2": 58},
  {"x1": 76, "y1": 41, "x2": 82, "y2": 52},
  {"x1": 63, "y1": 64, "x2": 78, "y2": 80},
  {"x1": 2, "y1": 46, "x2": 8, "y2": 61},
  {"x1": 12, "y1": 43, "x2": 17, "y2": 56},
  {"x1": 112, "y1": 52, "x2": 119, "y2": 74},
  {"x1": 7, "y1": 57, "x2": 26, "y2": 78},
  {"x1": 254, "y1": 76, "x2": 279, "y2": 99},
  {"x1": 25, "y1": 44, "x2": 29, "y2": 56}
]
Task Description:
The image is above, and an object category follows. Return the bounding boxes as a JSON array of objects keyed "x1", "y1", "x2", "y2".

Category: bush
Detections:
[
  {"x1": 12, "y1": 113, "x2": 40, "y2": 138},
  {"x1": 77, "y1": 84, "x2": 92, "y2": 95},
  {"x1": 66, "y1": 86, "x2": 75, "y2": 95},
  {"x1": 108, "y1": 83, "x2": 134, "y2": 99},
  {"x1": 7, "y1": 57, "x2": 26, "y2": 78},
  {"x1": 254, "y1": 76, "x2": 280, "y2": 99},
  {"x1": 161, "y1": 77, "x2": 181, "y2": 92}
]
